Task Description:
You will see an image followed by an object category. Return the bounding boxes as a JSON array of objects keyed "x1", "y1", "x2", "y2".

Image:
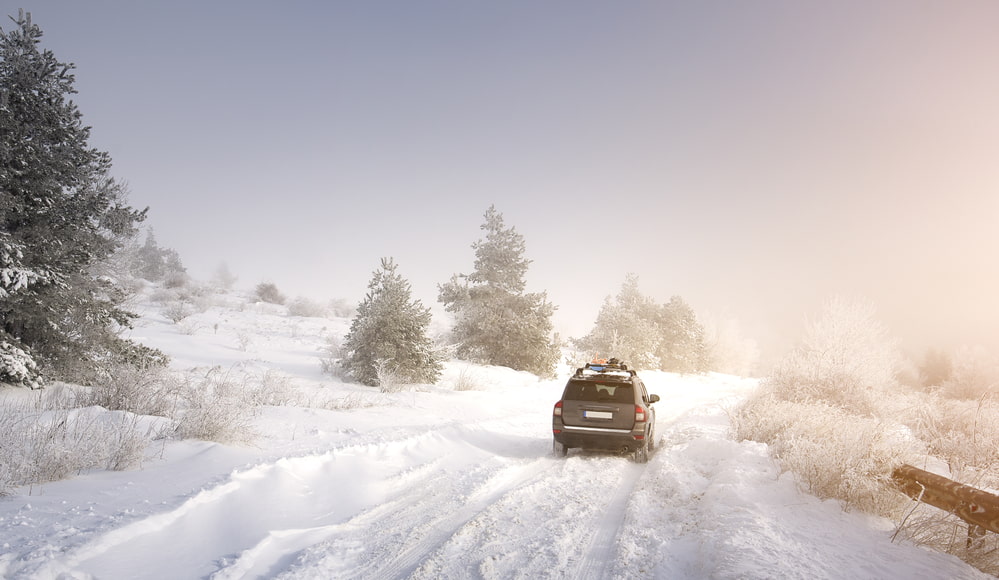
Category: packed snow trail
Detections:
[{"x1": 23, "y1": 373, "x2": 738, "y2": 580}]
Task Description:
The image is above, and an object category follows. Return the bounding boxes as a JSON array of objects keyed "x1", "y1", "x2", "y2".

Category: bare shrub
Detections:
[
  {"x1": 734, "y1": 391, "x2": 915, "y2": 516},
  {"x1": 102, "y1": 412, "x2": 154, "y2": 471},
  {"x1": 170, "y1": 368, "x2": 255, "y2": 443},
  {"x1": 245, "y1": 370, "x2": 299, "y2": 406},
  {"x1": 319, "y1": 335, "x2": 344, "y2": 378},
  {"x1": 733, "y1": 297, "x2": 916, "y2": 517},
  {"x1": 313, "y1": 391, "x2": 384, "y2": 411},
  {"x1": 895, "y1": 505, "x2": 999, "y2": 575},
  {"x1": 235, "y1": 332, "x2": 253, "y2": 352},
  {"x1": 375, "y1": 359, "x2": 405, "y2": 393},
  {"x1": 0, "y1": 395, "x2": 155, "y2": 496},
  {"x1": 452, "y1": 364, "x2": 482, "y2": 391},
  {"x1": 160, "y1": 291, "x2": 211, "y2": 324},
  {"x1": 178, "y1": 319, "x2": 203, "y2": 335},
  {"x1": 903, "y1": 393, "x2": 999, "y2": 488},
  {"x1": 80, "y1": 363, "x2": 175, "y2": 417}
]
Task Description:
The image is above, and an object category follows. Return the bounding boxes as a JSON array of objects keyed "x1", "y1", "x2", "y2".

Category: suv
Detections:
[{"x1": 552, "y1": 359, "x2": 660, "y2": 463}]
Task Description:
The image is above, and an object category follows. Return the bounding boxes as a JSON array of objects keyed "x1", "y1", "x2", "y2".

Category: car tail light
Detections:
[
  {"x1": 635, "y1": 405, "x2": 646, "y2": 423},
  {"x1": 553, "y1": 401, "x2": 563, "y2": 417}
]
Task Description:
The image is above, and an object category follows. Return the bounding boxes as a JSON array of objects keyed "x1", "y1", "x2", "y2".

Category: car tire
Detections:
[
  {"x1": 633, "y1": 438, "x2": 649, "y2": 463},
  {"x1": 553, "y1": 439, "x2": 568, "y2": 458}
]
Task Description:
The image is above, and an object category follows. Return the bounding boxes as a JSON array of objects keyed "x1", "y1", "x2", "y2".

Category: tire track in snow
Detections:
[
  {"x1": 396, "y1": 452, "x2": 652, "y2": 580},
  {"x1": 208, "y1": 455, "x2": 451, "y2": 580},
  {"x1": 35, "y1": 424, "x2": 520, "y2": 580},
  {"x1": 570, "y1": 461, "x2": 646, "y2": 580},
  {"x1": 335, "y1": 457, "x2": 552, "y2": 580}
]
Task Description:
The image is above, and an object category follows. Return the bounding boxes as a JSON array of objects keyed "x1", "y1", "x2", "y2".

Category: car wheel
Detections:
[
  {"x1": 633, "y1": 438, "x2": 649, "y2": 463},
  {"x1": 553, "y1": 439, "x2": 568, "y2": 458}
]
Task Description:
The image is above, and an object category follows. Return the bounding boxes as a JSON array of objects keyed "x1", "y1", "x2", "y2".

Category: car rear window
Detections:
[{"x1": 563, "y1": 380, "x2": 633, "y2": 403}]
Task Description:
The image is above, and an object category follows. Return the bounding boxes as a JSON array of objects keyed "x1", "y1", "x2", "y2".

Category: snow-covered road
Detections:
[{"x1": 24, "y1": 372, "x2": 762, "y2": 580}]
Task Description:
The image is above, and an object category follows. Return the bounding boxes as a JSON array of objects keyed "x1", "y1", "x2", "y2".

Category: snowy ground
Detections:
[{"x1": 0, "y1": 287, "x2": 990, "y2": 579}]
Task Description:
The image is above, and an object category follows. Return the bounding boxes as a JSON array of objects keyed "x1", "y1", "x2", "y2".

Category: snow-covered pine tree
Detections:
[
  {"x1": 137, "y1": 230, "x2": 166, "y2": 282},
  {"x1": 341, "y1": 258, "x2": 442, "y2": 388},
  {"x1": 438, "y1": 206, "x2": 559, "y2": 377},
  {"x1": 575, "y1": 275, "x2": 708, "y2": 373},
  {"x1": 574, "y1": 274, "x2": 661, "y2": 370},
  {"x1": 135, "y1": 229, "x2": 187, "y2": 285},
  {"x1": 656, "y1": 295, "x2": 709, "y2": 374},
  {"x1": 0, "y1": 12, "x2": 163, "y2": 385}
]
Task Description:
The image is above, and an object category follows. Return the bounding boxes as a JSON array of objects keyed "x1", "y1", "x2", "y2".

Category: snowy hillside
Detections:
[{"x1": 0, "y1": 287, "x2": 989, "y2": 579}]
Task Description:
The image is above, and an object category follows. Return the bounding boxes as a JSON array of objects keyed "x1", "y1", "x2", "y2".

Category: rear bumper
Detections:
[{"x1": 553, "y1": 422, "x2": 645, "y2": 452}]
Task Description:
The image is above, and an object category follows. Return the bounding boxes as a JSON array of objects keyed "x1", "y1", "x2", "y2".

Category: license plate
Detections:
[{"x1": 584, "y1": 410, "x2": 613, "y2": 419}]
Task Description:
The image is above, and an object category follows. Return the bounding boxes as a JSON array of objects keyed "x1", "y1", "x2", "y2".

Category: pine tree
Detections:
[
  {"x1": 438, "y1": 206, "x2": 559, "y2": 377},
  {"x1": 575, "y1": 274, "x2": 660, "y2": 369},
  {"x1": 133, "y1": 229, "x2": 187, "y2": 285},
  {"x1": 656, "y1": 295, "x2": 709, "y2": 373},
  {"x1": 0, "y1": 12, "x2": 162, "y2": 384},
  {"x1": 341, "y1": 258, "x2": 442, "y2": 388},
  {"x1": 575, "y1": 275, "x2": 708, "y2": 373},
  {"x1": 137, "y1": 230, "x2": 166, "y2": 281}
]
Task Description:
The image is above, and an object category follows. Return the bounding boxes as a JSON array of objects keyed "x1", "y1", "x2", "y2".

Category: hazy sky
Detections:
[{"x1": 13, "y1": 1, "x2": 999, "y2": 358}]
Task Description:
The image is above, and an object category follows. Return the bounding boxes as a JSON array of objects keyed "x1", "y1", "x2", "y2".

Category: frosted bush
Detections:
[
  {"x1": 452, "y1": 364, "x2": 482, "y2": 391},
  {"x1": 235, "y1": 332, "x2": 253, "y2": 352},
  {"x1": 938, "y1": 346, "x2": 999, "y2": 401},
  {"x1": 768, "y1": 296, "x2": 901, "y2": 417},
  {"x1": 903, "y1": 393, "x2": 999, "y2": 488},
  {"x1": 734, "y1": 392, "x2": 916, "y2": 516},
  {"x1": 304, "y1": 390, "x2": 386, "y2": 411},
  {"x1": 375, "y1": 359, "x2": 405, "y2": 393},
  {"x1": 319, "y1": 335, "x2": 344, "y2": 378},
  {"x1": 245, "y1": 370, "x2": 300, "y2": 406},
  {"x1": 80, "y1": 363, "x2": 175, "y2": 417},
  {"x1": 171, "y1": 368, "x2": 255, "y2": 443},
  {"x1": 162, "y1": 300, "x2": 196, "y2": 323},
  {"x1": 0, "y1": 395, "x2": 154, "y2": 495}
]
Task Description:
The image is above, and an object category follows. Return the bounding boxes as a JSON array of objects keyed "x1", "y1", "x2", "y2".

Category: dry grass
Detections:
[{"x1": 0, "y1": 388, "x2": 159, "y2": 496}]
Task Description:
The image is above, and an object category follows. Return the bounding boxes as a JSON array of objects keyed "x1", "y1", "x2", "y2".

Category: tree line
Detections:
[{"x1": 337, "y1": 205, "x2": 713, "y2": 388}]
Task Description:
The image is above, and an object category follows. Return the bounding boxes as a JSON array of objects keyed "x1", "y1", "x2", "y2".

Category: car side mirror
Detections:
[{"x1": 649, "y1": 394, "x2": 660, "y2": 404}]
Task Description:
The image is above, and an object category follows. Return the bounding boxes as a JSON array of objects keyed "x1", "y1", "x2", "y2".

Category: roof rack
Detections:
[{"x1": 572, "y1": 359, "x2": 636, "y2": 379}]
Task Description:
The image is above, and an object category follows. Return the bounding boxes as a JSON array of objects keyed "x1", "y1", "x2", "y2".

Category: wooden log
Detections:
[{"x1": 892, "y1": 464, "x2": 999, "y2": 535}]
